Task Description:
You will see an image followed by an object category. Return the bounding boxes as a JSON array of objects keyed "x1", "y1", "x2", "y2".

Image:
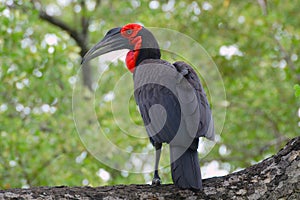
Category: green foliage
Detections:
[
  {"x1": 294, "y1": 84, "x2": 300, "y2": 98},
  {"x1": 0, "y1": 0, "x2": 299, "y2": 189}
]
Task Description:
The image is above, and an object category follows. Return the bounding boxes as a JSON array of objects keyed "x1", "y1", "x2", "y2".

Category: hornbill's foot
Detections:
[{"x1": 152, "y1": 177, "x2": 161, "y2": 186}]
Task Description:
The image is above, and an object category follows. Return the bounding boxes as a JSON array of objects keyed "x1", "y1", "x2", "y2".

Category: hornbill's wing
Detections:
[
  {"x1": 133, "y1": 59, "x2": 182, "y2": 146},
  {"x1": 173, "y1": 61, "x2": 214, "y2": 140},
  {"x1": 133, "y1": 59, "x2": 213, "y2": 148}
]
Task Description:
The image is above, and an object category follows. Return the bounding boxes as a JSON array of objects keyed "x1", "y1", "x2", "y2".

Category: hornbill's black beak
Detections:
[{"x1": 81, "y1": 27, "x2": 130, "y2": 64}]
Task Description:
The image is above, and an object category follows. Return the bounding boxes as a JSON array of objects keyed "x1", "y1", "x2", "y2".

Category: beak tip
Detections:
[{"x1": 81, "y1": 57, "x2": 86, "y2": 65}]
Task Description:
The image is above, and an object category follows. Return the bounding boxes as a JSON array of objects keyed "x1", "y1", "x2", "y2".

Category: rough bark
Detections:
[{"x1": 0, "y1": 137, "x2": 299, "y2": 200}]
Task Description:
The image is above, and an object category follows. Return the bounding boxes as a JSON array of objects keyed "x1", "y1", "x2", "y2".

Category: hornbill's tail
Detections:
[{"x1": 170, "y1": 145, "x2": 202, "y2": 191}]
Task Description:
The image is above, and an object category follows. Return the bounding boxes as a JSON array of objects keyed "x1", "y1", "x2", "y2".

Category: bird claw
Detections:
[{"x1": 152, "y1": 177, "x2": 161, "y2": 186}]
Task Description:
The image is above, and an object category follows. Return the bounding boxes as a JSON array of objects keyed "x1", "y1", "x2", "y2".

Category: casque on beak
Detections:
[{"x1": 81, "y1": 27, "x2": 130, "y2": 64}]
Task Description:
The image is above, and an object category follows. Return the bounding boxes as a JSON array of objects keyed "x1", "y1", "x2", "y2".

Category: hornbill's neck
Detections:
[{"x1": 127, "y1": 28, "x2": 161, "y2": 71}]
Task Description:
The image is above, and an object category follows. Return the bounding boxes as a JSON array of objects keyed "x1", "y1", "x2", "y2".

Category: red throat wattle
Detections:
[
  {"x1": 125, "y1": 50, "x2": 136, "y2": 73},
  {"x1": 121, "y1": 24, "x2": 143, "y2": 73}
]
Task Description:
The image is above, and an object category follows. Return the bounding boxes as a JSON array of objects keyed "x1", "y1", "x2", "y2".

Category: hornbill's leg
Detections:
[{"x1": 152, "y1": 142, "x2": 162, "y2": 186}]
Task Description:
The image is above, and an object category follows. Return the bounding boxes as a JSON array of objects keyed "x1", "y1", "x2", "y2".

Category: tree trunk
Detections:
[{"x1": 1, "y1": 136, "x2": 299, "y2": 200}]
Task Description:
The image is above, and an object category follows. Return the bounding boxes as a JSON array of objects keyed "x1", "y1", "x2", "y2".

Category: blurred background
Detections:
[{"x1": 0, "y1": 0, "x2": 299, "y2": 189}]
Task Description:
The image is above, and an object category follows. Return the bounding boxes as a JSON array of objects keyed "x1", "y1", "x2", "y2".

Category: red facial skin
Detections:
[{"x1": 121, "y1": 24, "x2": 143, "y2": 73}]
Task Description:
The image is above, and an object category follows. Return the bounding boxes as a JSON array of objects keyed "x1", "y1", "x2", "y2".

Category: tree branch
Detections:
[
  {"x1": 37, "y1": 10, "x2": 86, "y2": 51},
  {"x1": 80, "y1": 0, "x2": 90, "y2": 40},
  {"x1": 1, "y1": 136, "x2": 299, "y2": 199},
  {"x1": 29, "y1": 0, "x2": 93, "y2": 90},
  {"x1": 257, "y1": 0, "x2": 268, "y2": 15}
]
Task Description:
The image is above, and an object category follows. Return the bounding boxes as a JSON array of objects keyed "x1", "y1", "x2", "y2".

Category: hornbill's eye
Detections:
[{"x1": 126, "y1": 29, "x2": 133, "y2": 35}]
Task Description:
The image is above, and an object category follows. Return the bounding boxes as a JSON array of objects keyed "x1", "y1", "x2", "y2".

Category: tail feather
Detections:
[{"x1": 170, "y1": 145, "x2": 202, "y2": 190}]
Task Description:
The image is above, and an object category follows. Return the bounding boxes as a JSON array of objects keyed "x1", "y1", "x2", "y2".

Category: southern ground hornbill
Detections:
[{"x1": 82, "y1": 23, "x2": 214, "y2": 190}]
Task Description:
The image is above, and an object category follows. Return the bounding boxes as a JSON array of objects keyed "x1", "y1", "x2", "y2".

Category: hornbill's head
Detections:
[{"x1": 82, "y1": 23, "x2": 161, "y2": 72}]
